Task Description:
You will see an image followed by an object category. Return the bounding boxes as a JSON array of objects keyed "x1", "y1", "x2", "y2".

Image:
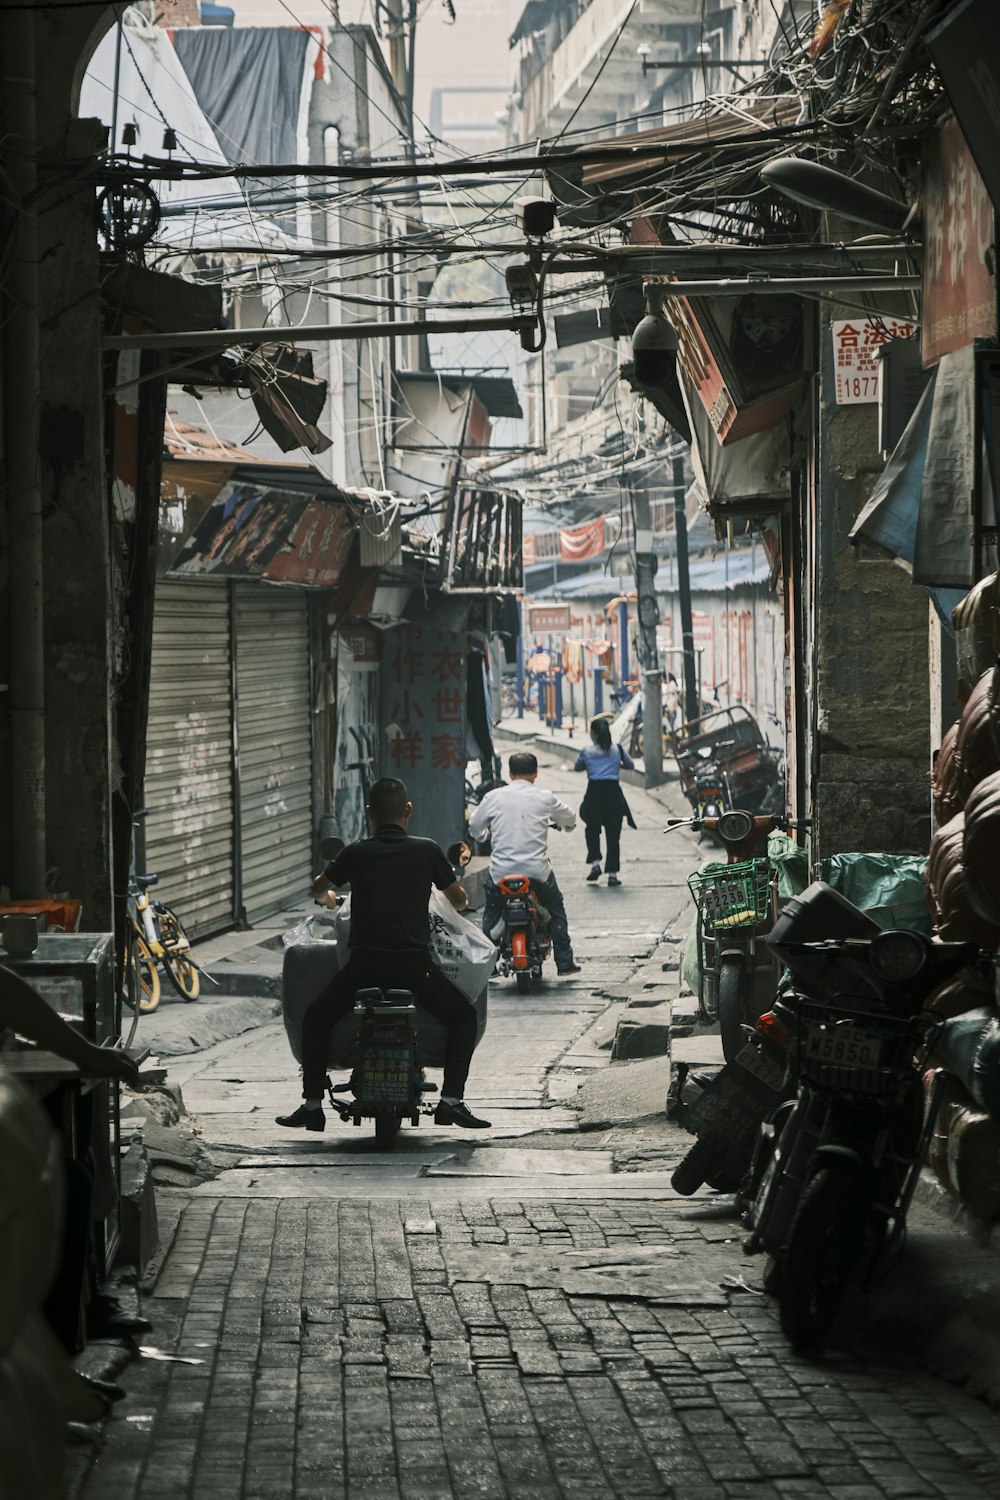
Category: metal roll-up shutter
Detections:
[
  {"x1": 235, "y1": 585, "x2": 313, "y2": 923},
  {"x1": 144, "y1": 580, "x2": 235, "y2": 937}
]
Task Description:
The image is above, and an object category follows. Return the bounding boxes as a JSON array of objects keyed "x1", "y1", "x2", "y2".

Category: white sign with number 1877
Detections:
[{"x1": 831, "y1": 315, "x2": 916, "y2": 405}]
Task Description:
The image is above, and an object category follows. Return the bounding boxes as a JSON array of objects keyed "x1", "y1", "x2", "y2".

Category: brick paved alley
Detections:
[{"x1": 75, "y1": 751, "x2": 1000, "y2": 1500}]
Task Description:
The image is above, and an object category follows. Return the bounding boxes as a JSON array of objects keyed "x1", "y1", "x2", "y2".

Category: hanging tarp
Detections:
[
  {"x1": 848, "y1": 364, "x2": 969, "y2": 626},
  {"x1": 172, "y1": 26, "x2": 317, "y2": 233},
  {"x1": 914, "y1": 344, "x2": 977, "y2": 588}
]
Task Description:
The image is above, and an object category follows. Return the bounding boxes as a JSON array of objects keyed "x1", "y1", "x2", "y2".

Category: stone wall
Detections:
[{"x1": 812, "y1": 309, "x2": 931, "y2": 857}]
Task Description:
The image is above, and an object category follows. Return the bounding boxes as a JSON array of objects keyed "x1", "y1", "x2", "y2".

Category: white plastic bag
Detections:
[
  {"x1": 426, "y1": 888, "x2": 498, "y2": 1002},
  {"x1": 327, "y1": 890, "x2": 496, "y2": 1004},
  {"x1": 281, "y1": 910, "x2": 340, "y2": 948}
]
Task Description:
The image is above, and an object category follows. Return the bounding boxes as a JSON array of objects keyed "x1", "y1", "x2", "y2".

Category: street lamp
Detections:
[{"x1": 760, "y1": 157, "x2": 916, "y2": 234}]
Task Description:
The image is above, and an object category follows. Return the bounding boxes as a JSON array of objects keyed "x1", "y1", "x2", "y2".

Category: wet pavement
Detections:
[{"x1": 76, "y1": 749, "x2": 1000, "y2": 1498}]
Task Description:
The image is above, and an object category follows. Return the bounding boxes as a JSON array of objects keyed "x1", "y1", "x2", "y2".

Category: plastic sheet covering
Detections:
[
  {"x1": 914, "y1": 344, "x2": 977, "y2": 588},
  {"x1": 767, "y1": 832, "x2": 809, "y2": 908},
  {"x1": 848, "y1": 366, "x2": 966, "y2": 627},
  {"x1": 172, "y1": 26, "x2": 315, "y2": 232},
  {"x1": 936, "y1": 1007, "x2": 1000, "y2": 1122},
  {"x1": 818, "y1": 851, "x2": 932, "y2": 934}
]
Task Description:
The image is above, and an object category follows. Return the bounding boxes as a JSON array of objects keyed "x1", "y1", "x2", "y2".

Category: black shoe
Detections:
[
  {"x1": 557, "y1": 962, "x2": 582, "y2": 975},
  {"x1": 586, "y1": 863, "x2": 602, "y2": 882},
  {"x1": 434, "y1": 1100, "x2": 491, "y2": 1129},
  {"x1": 86, "y1": 1296, "x2": 152, "y2": 1340},
  {"x1": 607, "y1": 874, "x2": 622, "y2": 887},
  {"x1": 79, "y1": 1374, "x2": 127, "y2": 1405},
  {"x1": 275, "y1": 1104, "x2": 326, "y2": 1132}
]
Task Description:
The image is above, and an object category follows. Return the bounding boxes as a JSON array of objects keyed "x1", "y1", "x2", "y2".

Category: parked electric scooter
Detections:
[
  {"x1": 666, "y1": 808, "x2": 807, "y2": 1059},
  {"x1": 676, "y1": 742, "x2": 732, "y2": 821},
  {"x1": 670, "y1": 1009, "x2": 792, "y2": 1196},
  {"x1": 743, "y1": 880, "x2": 990, "y2": 1353}
]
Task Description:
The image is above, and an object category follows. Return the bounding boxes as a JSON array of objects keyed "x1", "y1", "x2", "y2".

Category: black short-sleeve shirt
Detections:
[{"x1": 325, "y1": 824, "x2": 456, "y2": 953}]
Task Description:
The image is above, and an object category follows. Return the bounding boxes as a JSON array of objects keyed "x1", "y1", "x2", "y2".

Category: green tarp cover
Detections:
[{"x1": 817, "y1": 851, "x2": 932, "y2": 934}]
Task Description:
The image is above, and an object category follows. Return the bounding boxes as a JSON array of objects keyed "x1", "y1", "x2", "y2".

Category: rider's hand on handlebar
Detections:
[{"x1": 314, "y1": 889, "x2": 340, "y2": 910}]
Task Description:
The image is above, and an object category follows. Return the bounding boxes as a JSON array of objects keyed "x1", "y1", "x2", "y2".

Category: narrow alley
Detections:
[{"x1": 75, "y1": 752, "x2": 1000, "y2": 1500}]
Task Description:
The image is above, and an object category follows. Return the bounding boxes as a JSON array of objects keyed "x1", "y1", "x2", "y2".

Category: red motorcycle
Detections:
[{"x1": 493, "y1": 874, "x2": 552, "y2": 992}]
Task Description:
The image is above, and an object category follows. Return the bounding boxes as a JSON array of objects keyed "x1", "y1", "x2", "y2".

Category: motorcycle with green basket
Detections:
[{"x1": 666, "y1": 809, "x2": 806, "y2": 1061}]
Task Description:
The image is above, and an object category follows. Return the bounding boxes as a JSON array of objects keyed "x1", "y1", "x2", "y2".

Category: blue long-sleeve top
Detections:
[{"x1": 574, "y1": 742, "x2": 634, "y2": 780}]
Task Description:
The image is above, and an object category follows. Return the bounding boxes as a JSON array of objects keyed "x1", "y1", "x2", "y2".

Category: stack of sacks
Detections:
[{"x1": 923, "y1": 660, "x2": 1000, "y2": 1220}]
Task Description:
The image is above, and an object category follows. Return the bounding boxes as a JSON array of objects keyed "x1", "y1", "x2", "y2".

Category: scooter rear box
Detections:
[
  {"x1": 768, "y1": 880, "x2": 880, "y2": 1000},
  {"x1": 281, "y1": 940, "x2": 487, "y2": 1068}
]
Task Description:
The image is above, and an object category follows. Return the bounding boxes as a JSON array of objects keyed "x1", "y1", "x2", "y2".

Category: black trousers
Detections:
[{"x1": 301, "y1": 949, "x2": 476, "y2": 1101}]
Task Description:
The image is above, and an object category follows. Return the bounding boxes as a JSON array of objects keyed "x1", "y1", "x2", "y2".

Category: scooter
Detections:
[
  {"x1": 666, "y1": 808, "x2": 806, "y2": 1059},
  {"x1": 492, "y1": 873, "x2": 552, "y2": 992},
  {"x1": 280, "y1": 837, "x2": 489, "y2": 1149},
  {"x1": 743, "y1": 880, "x2": 990, "y2": 1353},
  {"x1": 677, "y1": 742, "x2": 731, "y2": 821},
  {"x1": 669, "y1": 1006, "x2": 793, "y2": 1196}
]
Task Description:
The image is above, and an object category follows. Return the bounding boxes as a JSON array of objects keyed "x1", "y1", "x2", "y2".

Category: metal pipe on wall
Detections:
[{"x1": 3, "y1": 11, "x2": 47, "y2": 894}]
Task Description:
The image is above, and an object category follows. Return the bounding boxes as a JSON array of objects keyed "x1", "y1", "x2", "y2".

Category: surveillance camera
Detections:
[{"x1": 631, "y1": 287, "x2": 679, "y2": 388}]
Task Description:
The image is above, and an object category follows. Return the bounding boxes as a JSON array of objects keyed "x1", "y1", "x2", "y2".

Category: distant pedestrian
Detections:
[{"x1": 574, "y1": 717, "x2": 636, "y2": 887}]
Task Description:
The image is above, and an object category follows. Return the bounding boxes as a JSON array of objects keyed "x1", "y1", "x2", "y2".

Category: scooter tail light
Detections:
[{"x1": 755, "y1": 1010, "x2": 794, "y2": 1050}]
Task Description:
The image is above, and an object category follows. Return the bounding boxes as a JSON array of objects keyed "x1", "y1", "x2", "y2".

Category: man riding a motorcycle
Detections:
[
  {"x1": 276, "y1": 777, "x2": 491, "y2": 1132},
  {"x1": 468, "y1": 751, "x2": 581, "y2": 976}
]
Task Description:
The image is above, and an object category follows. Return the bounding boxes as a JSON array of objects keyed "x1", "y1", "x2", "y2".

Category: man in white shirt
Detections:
[{"x1": 468, "y1": 751, "x2": 581, "y2": 975}]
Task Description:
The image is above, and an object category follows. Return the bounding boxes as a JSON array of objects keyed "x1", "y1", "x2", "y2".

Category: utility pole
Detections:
[
  {"x1": 630, "y1": 482, "x2": 665, "y2": 788},
  {"x1": 3, "y1": 8, "x2": 47, "y2": 894},
  {"x1": 672, "y1": 454, "x2": 699, "y2": 724},
  {"x1": 385, "y1": 0, "x2": 410, "y2": 120}
]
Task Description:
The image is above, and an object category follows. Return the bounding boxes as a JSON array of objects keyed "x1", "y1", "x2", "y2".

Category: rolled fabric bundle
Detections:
[
  {"x1": 962, "y1": 768, "x2": 1000, "y2": 929},
  {"x1": 932, "y1": 720, "x2": 962, "y2": 825},
  {"x1": 954, "y1": 669, "x2": 1000, "y2": 802}
]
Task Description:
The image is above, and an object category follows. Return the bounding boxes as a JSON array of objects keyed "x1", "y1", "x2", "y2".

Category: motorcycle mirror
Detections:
[
  {"x1": 447, "y1": 841, "x2": 472, "y2": 868},
  {"x1": 318, "y1": 836, "x2": 346, "y2": 862}
]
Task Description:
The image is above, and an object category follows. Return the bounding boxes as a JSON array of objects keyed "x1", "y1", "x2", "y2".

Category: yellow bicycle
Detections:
[{"x1": 123, "y1": 870, "x2": 200, "y2": 1014}]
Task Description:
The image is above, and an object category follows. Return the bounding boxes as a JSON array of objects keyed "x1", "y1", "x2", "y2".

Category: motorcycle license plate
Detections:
[
  {"x1": 734, "y1": 1041, "x2": 784, "y2": 1094},
  {"x1": 804, "y1": 1024, "x2": 880, "y2": 1070},
  {"x1": 703, "y1": 881, "x2": 746, "y2": 917}
]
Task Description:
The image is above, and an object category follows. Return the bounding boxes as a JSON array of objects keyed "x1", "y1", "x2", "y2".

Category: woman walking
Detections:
[{"x1": 574, "y1": 717, "x2": 637, "y2": 887}]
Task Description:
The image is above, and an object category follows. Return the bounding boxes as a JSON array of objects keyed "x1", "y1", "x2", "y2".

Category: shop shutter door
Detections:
[
  {"x1": 235, "y1": 585, "x2": 313, "y2": 924},
  {"x1": 144, "y1": 580, "x2": 235, "y2": 937}
]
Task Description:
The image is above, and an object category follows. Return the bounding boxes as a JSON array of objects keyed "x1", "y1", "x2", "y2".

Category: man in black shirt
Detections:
[{"x1": 276, "y1": 777, "x2": 491, "y2": 1132}]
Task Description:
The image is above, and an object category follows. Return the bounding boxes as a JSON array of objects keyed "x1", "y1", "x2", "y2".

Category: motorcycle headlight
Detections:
[
  {"x1": 870, "y1": 929, "x2": 926, "y2": 983},
  {"x1": 717, "y1": 810, "x2": 754, "y2": 845}
]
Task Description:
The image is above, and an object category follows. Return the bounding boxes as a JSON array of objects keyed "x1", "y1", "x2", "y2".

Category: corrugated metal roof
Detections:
[{"x1": 537, "y1": 547, "x2": 770, "y2": 599}]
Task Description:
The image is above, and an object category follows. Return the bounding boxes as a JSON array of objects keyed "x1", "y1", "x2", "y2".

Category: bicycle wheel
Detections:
[
  {"x1": 124, "y1": 933, "x2": 161, "y2": 1014},
  {"x1": 157, "y1": 905, "x2": 200, "y2": 1000}
]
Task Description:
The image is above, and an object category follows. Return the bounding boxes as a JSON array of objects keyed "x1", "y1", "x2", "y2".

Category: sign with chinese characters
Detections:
[
  {"x1": 831, "y1": 315, "x2": 916, "y2": 405},
  {"x1": 170, "y1": 481, "x2": 354, "y2": 586},
  {"x1": 528, "y1": 605, "x2": 571, "y2": 634},
  {"x1": 381, "y1": 622, "x2": 467, "y2": 847},
  {"x1": 922, "y1": 113, "x2": 997, "y2": 366}
]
